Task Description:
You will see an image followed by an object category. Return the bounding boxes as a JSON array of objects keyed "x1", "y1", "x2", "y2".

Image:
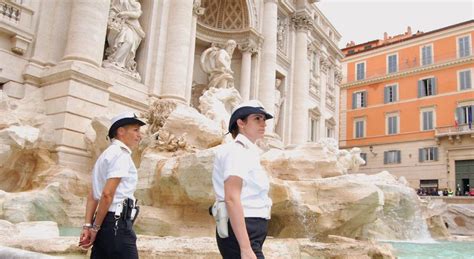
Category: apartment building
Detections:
[{"x1": 339, "y1": 20, "x2": 474, "y2": 194}]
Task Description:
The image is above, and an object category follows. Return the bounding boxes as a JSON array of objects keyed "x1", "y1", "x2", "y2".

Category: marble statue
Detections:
[
  {"x1": 274, "y1": 78, "x2": 285, "y2": 128},
  {"x1": 198, "y1": 86, "x2": 241, "y2": 133},
  {"x1": 103, "y1": 0, "x2": 145, "y2": 81},
  {"x1": 200, "y1": 40, "x2": 237, "y2": 89}
]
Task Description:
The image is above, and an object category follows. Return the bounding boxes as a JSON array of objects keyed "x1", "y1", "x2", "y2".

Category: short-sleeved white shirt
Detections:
[
  {"x1": 212, "y1": 134, "x2": 272, "y2": 219},
  {"x1": 92, "y1": 139, "x2": 137, "y2": 212}
]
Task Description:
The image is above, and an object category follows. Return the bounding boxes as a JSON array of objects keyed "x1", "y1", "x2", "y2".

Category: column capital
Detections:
[
  {"x1": 193, "y1": 0, "x2": 205, "y2": 16},
  {"x1": 291, "y1": 13, "x2": 313, "y2": 31},
  {"x1": 238, "y1": 39, "x2": 259, "y2": 54}
]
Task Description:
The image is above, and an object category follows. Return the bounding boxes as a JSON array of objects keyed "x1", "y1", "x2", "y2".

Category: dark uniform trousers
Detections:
[
  {"x1": 91, "y1": 212, "x2": 138, "y2": 259},
  {"x1": 216, "y1": 217, "x2": 268, "y2": 259}
]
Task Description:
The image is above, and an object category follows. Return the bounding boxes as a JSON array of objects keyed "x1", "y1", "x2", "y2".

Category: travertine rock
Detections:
[{"x1": 443, "y1": 204, "x2": 474, "y2": 236}]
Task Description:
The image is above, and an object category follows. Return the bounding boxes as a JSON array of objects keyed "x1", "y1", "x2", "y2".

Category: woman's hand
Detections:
[
  {"x1": 240, "y1": 247, "x2": 257, "y2": 259},
  {"x1": 78, "y1": 228, "x2": 91, "y2": 248}
]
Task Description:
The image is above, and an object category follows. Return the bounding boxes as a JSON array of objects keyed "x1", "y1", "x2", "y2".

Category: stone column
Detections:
[
  {"x1": 238, "y1": 40, "x2": 257, "y2": 102},
  {"x1": 161, "y1": 0, "x2": 195, "y2": 104},
  {"x1": 185, "y1": 0, "x2": 205, "y2": 104},
  {"x1": 258, "y1": 0, "x2": 278, "y2": 133},
  {"x1": 62, "y1": 0, "x2": 110, "y2": 67},
  {"x1": 290, "y1": 12, "x2": 312, "y2": 144}
]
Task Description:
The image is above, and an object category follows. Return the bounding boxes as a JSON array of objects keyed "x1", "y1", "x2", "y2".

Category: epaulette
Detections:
[
  {"x1": 235, "y1": 140, "x2": 248, "y2": 149},
  {"x1": 120, "y1": 146, "x2": 130, "y2": 153}
]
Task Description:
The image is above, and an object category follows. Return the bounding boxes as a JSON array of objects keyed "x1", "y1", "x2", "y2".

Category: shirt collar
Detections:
[
  {"x1": 112, "y1": 139, "x2": 132, "y2": 154},
  {"x1": 235, "y1": 134, "x2": 257, "y2": 150}
]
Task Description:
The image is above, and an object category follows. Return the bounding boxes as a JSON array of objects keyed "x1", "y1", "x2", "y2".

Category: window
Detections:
[
  {"x1": 326, "y1": 126, "x2": 334, "y2": 138},
  {"x1": 418, "y1": 77, "x2": 437, "y2": 97},
  {"x1": 387, "y1": 54, "x2": 398, "y2": 73},
  {"x1": 354, "y1": 119, "x2": 365, "y2": 138},
  {"x1": 458, "y1": 35, "x2": 471, "y2": 58},
  {"x1": 384, "y1": 150, "x2": 401, "y2": 164},
  {"x1": 386, "y1": 114, "x2": 399, "y2": 135},
  {"x1": 456, "y1": 105, "x2": 474, "y2": 125},
  {"x1": 384, "y1": 84, "x2": 398, "y2": 103},
  {"x1": 459, "y1": 70, "x2": 472, "y2": 90},
  {"x1": 309, "y1": 117, "x2": 319, "y2": 142},
  {"x1": 352, "y1": 91, "x2": 367, "y2": 109},
  {"x1": 364, "y1": 45, "x2": 372, "y2": 50},
  {"x1": 421, "y1": 109, "x2": 434, "y2": 131},
  {"x1": 348, "y1": 50, "x2": 355, "y2": 54},
  {"x1": 356, "y1": 62, "x2": 365, "y2": 80},
  {"x1": 419, "y1": 147, "x2": 438, "y2": 162},
  {"x1": 421, "y1": 45, "x2": 433, "y2": 66},
  {"x1": 360, "y1": 152, "x2": 367, "y2": 165}
]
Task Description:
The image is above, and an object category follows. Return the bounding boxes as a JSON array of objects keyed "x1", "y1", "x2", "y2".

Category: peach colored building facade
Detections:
[{"x1": 340, "y1": 20, "x2": 474, "y2": 194}]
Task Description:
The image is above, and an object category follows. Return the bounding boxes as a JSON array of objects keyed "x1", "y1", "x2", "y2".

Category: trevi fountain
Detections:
[{"x1": 0, "y1": 0, "x2": 473, "y2": 258}]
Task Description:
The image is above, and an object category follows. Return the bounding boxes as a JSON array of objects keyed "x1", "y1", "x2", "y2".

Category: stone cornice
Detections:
[
  {"x1": 196, "y1": 23, "x2": 263, "y2": 49},
  {"x1": 342, "y1": 56, "x2": 474, "y2": 89},
  {"x1": 24, "y1": 61, "x2": 113, "y2": 90}
]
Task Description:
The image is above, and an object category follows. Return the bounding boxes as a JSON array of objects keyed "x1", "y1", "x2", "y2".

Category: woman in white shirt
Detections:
[{"x1": 212, "y1": 100, "x2": 273, "y2": 259}]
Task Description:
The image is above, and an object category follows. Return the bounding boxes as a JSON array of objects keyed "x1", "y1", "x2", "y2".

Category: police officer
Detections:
[
  {"x1": 79, "y1": 112, "x2": 145, "y2": 259},
  {"x1": 212, "y1": 100, "x2": 273, "y2": 259}
]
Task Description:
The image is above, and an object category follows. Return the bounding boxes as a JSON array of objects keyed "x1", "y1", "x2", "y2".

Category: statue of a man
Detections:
[
  {"x1": 103, "y1": 0, "x2": 145, "y2": 81},
  {"x1": 200, "y1": 40, "x2": 237, "y2": 89}
]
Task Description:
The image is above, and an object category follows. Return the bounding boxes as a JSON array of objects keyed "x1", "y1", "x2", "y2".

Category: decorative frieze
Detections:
[
  {"x1": 291, "y1": 13, "x2": 312, "y2": 31},
  {"x1": 238, "y1": 39, "x2": 258, "y2": 54},
  {"x1": 320, "y1": 55, "x2": 330, "y2": 73},
  {"x1": 334, "y1": 69, "x2": 343, "y2": 85}
]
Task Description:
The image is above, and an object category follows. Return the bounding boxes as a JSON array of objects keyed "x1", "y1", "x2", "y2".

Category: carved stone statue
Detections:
[
  {"x1": 103, "y1": 0, "x2": 145, "y2": 81},
  {"x1": 200, "y1": 40, "x2": 237, "y2": 89},
  {"x1": 198, "y1": 86, "x2": 241, "y2": 133},
  {"x1": 274, "y1": 78, "x2": 285, "y2": 128}
]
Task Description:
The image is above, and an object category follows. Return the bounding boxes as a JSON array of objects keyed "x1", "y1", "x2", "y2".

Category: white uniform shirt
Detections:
[
  {"x1": 92, "y1": 139, "x2": 137, "y2": 212},
  {"x1": 212, "y1": 134, "x2": 272, "y2": 219}
]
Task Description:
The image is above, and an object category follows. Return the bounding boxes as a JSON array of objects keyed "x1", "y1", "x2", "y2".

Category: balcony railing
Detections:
[
  {"x1": 0, "y1": 0, "x2": 33, "y2": 55},
  {"x1": 435, "y1": 124, "x2": 474, "y2": 138},
  {"x1": 344, "y1": 48, "x2": 473, "y2": 85}
]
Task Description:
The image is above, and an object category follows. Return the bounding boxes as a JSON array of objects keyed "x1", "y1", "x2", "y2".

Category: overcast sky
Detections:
[{"x1": 317, "y1": 0, "x2": 474, "y2": 48}]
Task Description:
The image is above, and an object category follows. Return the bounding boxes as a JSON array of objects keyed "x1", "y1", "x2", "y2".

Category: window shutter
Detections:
[
  {"x1": 384, "y1": 87, "x2": 389, "y2": 103},
  {"x1": 394, "y1": 116, "x2": 398, "y2": 133},
  {"x1": 466, "y1": 71, "x2": 472, "y2": 89},
  {"x1": 397, "y1": 150, "x2": 401, "y2": 163},
  {"x1": 460, "y1": 71, "x2": 466, "y2": 90},
  {"x1": 428, "y1": 111, "x2": 433, "y2": 129},
  {"x1": 431, "y1": 77, "x2": 437, "y2": 95},
  {"x1": 456, "y1": 107, "x2": 465, "y2": 124},
  {"x1": 363, "y1": 91, "x2": 368, "y2": 107},
  {"x1": 433, "y1": 147, "x2": 438, "y2": 161},
  {"x1": 352, "y1": 93, "x2": 356, "y2": 109},
  {"x1": 423, "y1": 112, "x2": 428, "y2": 130},
  {"x1": 394, "y1": 85, "x2": 398, "y2": 101},
  {"x1": 418, "y1": 80, "x2": 423, "y2": 97},
  {"x1": 459, "y1": 38, "x2": 465, "y2": 57},
  {"x1": 419, "y1": 148, "x2": 424, "y2": 162},
  {"x1": 384, "y1": 151, "x2": 388, "y2": 164}
]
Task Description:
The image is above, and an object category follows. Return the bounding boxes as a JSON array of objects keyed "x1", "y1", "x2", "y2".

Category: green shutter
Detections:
[
  {"x1": 431, "y1": 77, "x2": 437, "y2": 95},
  {"x1": 397, "y1": 150, "x2": 401, "y2": 163},
  {"x1": 418, "y1": 80, "x2": 423, "y2": 97},
  {"x1": 433, "y1": 147, "x2": 438, "y2": 161},
  {"x1": 419, "y1": 148, "x2": 424, "y2": 162},
  {"x1": 384, "y1": 87, "x2": 389, "y2": 103},
  {"x1": 352, "y1": 93, "x2": 356, "y2": 109}
]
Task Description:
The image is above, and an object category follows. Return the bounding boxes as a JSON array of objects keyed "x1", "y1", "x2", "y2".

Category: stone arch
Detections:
[{"x1": 199, "y1": 0, "x2": 250, "y2": 30}]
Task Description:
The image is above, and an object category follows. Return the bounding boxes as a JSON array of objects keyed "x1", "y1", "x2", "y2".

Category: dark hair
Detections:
[
  {"x1": 230, "y1": 116, "x2": 248, "y2": 139},
  {"x1": 110, "y1": 123, "x2": 141, "y2": 139}
]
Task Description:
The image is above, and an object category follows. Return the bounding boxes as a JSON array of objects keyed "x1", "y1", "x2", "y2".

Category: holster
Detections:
[
  {"x1": 121, "y1": 198, "x2": 139, "y2": 224},
  {"x1": 211, "y1": 201, "x2": 229, "y2": 238}
]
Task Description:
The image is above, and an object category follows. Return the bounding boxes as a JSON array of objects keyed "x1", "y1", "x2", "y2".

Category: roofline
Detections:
[{"x1": 342, "y1": 19, "x2": 474, "y2": 56}]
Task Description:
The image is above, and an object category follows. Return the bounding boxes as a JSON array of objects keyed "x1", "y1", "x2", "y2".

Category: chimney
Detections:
[
  {"x1": 407, "y1": 26, "x2": 412, "y2": 36},
  {"x1": 384, "y1": 32, "x2": 388, "y2": 40}
]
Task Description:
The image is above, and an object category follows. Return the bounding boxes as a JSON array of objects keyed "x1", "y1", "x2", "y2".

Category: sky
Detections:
[{"x1": 317, "y1": 0, "x2": 474, "y2": 49}]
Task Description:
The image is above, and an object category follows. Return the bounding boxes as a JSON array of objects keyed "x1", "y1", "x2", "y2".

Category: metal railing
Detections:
[{"x1": 344, "y1": 48, "x2": 473, "y2": 84}]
